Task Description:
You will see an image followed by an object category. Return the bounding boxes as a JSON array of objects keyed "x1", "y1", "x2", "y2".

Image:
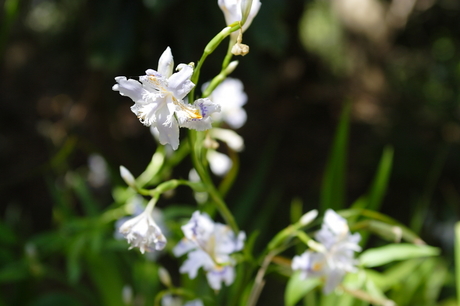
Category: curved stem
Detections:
[
  {"x1": 189, "y1": 23, "x2": 241, "y2": 101},
  {"x1": 189, "y1": 130, "x2": 239, "y2": 233},
  {"x1": 246, "y1": 250, "x2": 277, "y2": 306}
]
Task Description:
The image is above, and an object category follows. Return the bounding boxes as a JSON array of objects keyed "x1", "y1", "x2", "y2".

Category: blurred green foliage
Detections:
[{"x1": 1, "y1": 0, "x2": 460, "y2": 305}]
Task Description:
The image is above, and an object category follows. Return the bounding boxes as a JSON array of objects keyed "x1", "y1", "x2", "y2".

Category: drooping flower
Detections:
[
  {"x1": 113, "y1": 47, "x2": 220, "y2": 150},
  {"x1": 291, "y1": 209, "x2": 361, "y2": 293},
  {"x1": 173, "y1": 211, "x2": 245, "y2": 290},
  {"x1": 203, "y1": 77, "x2": 247, "y2": 129},
  {"x1": 118, "y1": 198, "x2": 167, "y2": 254},
  {"x1": 218, "y1": 0, "x2": 261, "y2": 34}
]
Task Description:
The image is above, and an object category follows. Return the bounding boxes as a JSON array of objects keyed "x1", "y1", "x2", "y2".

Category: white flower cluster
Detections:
[
  {"x1": 173, "y1": 211, "x2": 246, "y2": 290},
  {"x1": 292, "y1": 209, "x2": 361, "y2": 293}
]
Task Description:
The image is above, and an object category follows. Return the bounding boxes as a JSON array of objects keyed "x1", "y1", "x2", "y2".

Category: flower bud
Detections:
[
  {"x1": 120, "y1": 165, "x2": 136, "y2": 189},
  {"x1": 225, "y1": 60, "x2": 239, "y2": 75},
  {"x1": 299, "y1": 209, "x2": 318, "y2": 226},
  {"x1": 158, "y1": 266, "x2": 173, "y2": 288}
]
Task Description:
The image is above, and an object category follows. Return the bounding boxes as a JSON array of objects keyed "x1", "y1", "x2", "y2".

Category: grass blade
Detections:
[{"x1": 320, "y1": 102, "x2": 351, "y2": 212}]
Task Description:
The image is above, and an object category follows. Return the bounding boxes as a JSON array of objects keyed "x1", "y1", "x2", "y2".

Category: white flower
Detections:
[
  {"x1": 188, "y1": 169, "x2": 209, "y2": 203},
  {"x1": 113, "y1": 47, "x2": 220, "y2": 150},
  {"x1": 315, "y1": 209, "x2": 362, "y2": 253},
  {"x1": 204, "y1": 78, "x2": 247, "y2": 129},
  {"x1": 218, "y1": 0, "x2": 261, "y2": 34},
  {"x1": 118, "y1": 199, "x2": 167, "y2": 254},
  {"x1": 291, "y1": 209, "x2": 361, "y2": 293},
  {"x1": 161, "y1": 295, "x2": 204, "y2": 306},
  {"x1": 173, "y1": 211, "x2": 245, "y2": 290},
  {"x1": 207, "y1": 150, "x2": 233, "y2": 176},
  {"x1": 210, "y1": 128, "x2": 244, "y2": 151},
  {"x1": 87, "y1": 154, "x2": 108, "y2": 188}
]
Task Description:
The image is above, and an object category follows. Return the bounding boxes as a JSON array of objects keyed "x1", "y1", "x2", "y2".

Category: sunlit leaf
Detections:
[
  {"x1": 455, "y1": 222, "x2": 460, "y2": 303},
  {"x1": 359, "y1": 244, "x2": 440, "y2": 268},
  {"x1": 285, "y1": 271, "x2": 320, "y2": 306}
]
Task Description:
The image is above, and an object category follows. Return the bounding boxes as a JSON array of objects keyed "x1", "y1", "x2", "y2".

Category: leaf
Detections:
[
  {"x1": 320, "y1": 102, "x2": 351, "y2": 212},
  {"x1": 455, "y1": 222, "x2": 460, "y2": 303},
  {"x1": 285, "y1": 271, "x2": 321, "y2": 306},
  {"x1": 379, "y1": 258, "x2": 422, "y2": 290},
  {"x1": 0, "y1": 261, "x2": 29, "y2": 283},
  {"x1": 359, "y1": 244, "x2": 440, "y2": 268},
  {"x1": 27, "y1": 293, "x2": 82, "y2": 306},
  {"x1": 365, "y1": 146, "x2": 394, "y2": 212}
]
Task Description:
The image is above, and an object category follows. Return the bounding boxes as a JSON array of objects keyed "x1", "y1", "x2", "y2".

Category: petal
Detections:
[
  {"x1": 140, "y1": 71, "x2": 169, "y2": 93},
  {"x1": 324, "y1": 209, "x2": 349, "y2": 235},
  {"x1": 241, "y1": 0, "x2": 261, "y2": 32},
  {"x1": 172, "y1": 239, "x2": 197, "y2": 257},
  {"x1": 223, "y1": 107, "x2": 247, "y2": 129},
  {"x1": 154, "y1": 102, "x2": 180, "y2": 150},
  {"x1": 179, "y1": 99, "x2": 221, "y2": 131},
  {"x1": 218, "y1": 0, "x2": 242, "y2": 25},
  {"x1": 184, "y1": 300, "x2": 204, "y2": 306},
  {"x1": 207, "y1": 150, "x2": 232, "y2": 176},
  {"x1": 182, "y1": 211, "x2": 215, "y2": 242},
  {"x1": 195, "y1": 98, "x2": 221, "y2": 118},
  {"x1": 157, "y1": 47, "x2": 174, "y2": 78},
  {"x1": 235, "y1": 231, "x2": 246, "y2": 251},
  {"x1": 130, "y1": 98, "x2": 162, "y2": 126},
  {"x1": 179, "y1": 249, "x2": 213, "y2": 279},
  {"x1": 211, "y1": 128, "x2": 244, "y2": 151},
  {"x1": 206, "y1": 266, "x2": 235, "y2": 290},
  {"x1": 323, "y1": 269, "x2": 345, "y2": 294},
  {"x1": 168, "y1": 64, "x2": 195, "y2": 100},
  {"x1": 113, "y1": 77, "x2": 146, "y2": 103}
]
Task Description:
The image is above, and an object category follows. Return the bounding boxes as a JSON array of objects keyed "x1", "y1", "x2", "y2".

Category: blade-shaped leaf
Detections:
[
  {"x1": 359, "y1": 244, "x2": 440, "y2": 268},
  {"x1": 455, "y1": 222, "x2": 460, "y2": 303},
  {"x1": 320, "y1": 102, "x2": 351, "y2": 212},
  {"x1": 285, "y1": 271, "x2": 321, "y2": 306}
]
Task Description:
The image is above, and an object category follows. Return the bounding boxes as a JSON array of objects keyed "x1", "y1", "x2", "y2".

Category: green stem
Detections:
[
  {"x1": 218, "y1": 148, "x2": 239, "y2": 197},
  {"x1": 189, "y1": 23, "x2": 241, "y2": 101},
  {"x1": 137, "y1": 179, "x2": 206, "y2": 197},
  {"x1": 202, "y1": 37, "x2": 238, "y2": 98},
  {"x1": 189, "y1": 130, "x2": 239, "y2": 233},
  {"x1": 223, "y1": 36, "x2": 237, "y2": 69}
]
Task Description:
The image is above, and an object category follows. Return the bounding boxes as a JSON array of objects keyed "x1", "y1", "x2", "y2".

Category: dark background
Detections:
[{"x1": 1, "y1": 0, "x2": 460, "y2": 302}]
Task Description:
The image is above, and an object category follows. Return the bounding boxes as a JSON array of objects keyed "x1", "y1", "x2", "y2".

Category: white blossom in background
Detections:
[
  {"x1": 207, "y1": 150, "x2": 233, "y2": 176},
  {"x1": 118, "y1": 198, "x2": 167, "y2": 254},
  {"x1": 161, "y1": 295, "x2": 204, "y2": 306},
  {"x1": 87, "y1": 154, "x2": 109, "y2": 188},
  {"x1": 114, "y1": 195, "x2": 166, "y2": 240},
  {"x1": 113, "y1": 47, "x2": 221, "y2": 150},
  {"x1": 188, "y1": 169, "x2": 209, "y2": 203},
  {"x1": 203, "y1": 78, "x2": 247, "y2": 129},
  {"x1": 292, "y1": 209, "x2": 361, "y2": 293},
  {"x1": 173, "y1": 211, "x2": 246, "y2": 290},
  {"x1": 218, "y1": 0, "x2": 261, "y2": 35}
]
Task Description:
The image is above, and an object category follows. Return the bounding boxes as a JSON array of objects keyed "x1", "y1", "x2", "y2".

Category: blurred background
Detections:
[{"x1": 1, "y1": 0, "x2": 460, "y2": 305}]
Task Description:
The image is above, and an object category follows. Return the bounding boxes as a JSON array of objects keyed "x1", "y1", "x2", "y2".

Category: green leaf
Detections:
[
  {"x1": 285, "y1": 271, "x2": 321, "y2": 306},
  {"x1": 455, "y1": 222, "x2": 460, "y2": 303},
  {"x1": 365, "y1": 146, "x2": 393, "y2": 212},
  {"x1": 0, "y1": 260, "x2": 29, "y2": 283},
  {"x1": 320, "y1": 102, "x2": 351, "y2": 212},
  {"x1": 67, "y1": 234, "x2": 86, "y2": 284},
  {"x1": 359, "y1": 244, "x2": 440, "y2": 268},
  {"x1": 27, "y1": 293, "x2": 82, "y2": 306}
]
